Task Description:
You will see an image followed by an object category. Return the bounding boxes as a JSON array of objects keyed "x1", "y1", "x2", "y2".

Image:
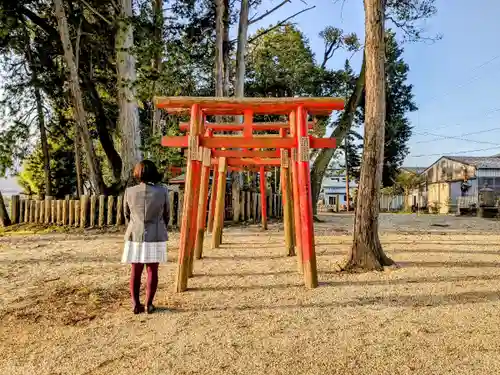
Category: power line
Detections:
[
  {"x1": 411, "y1": 146, "x2": 500, "y2": 158},
  {"x1": 413, "y1": 126, "x2": 500, "y2": 144},
  {"x1": 422, "y1": 54, "x2": 500, "y2": 105},
  {"x1": 412, "y1": 128, "x2": 500, "y2": 146},
  {"x1": 416, "y1": 107, "x2": 500, "y2": 134},
  {"x1": 414, "y1": 54, "x2": 500, "y2": 133}
]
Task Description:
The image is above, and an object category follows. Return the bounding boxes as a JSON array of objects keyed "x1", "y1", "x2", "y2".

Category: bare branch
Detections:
[
  {"x1": 348, "y1": 46, "x2": 362, "y2": 62},
  {"x1": 249, "y1": 0, "x2": 290, "y2": 25},
  {"x1": 331, "y1": 0, "x2": 349, "y2": 21},
  {"x1": 386, "y1": 15, "x2": 441, "y2": 43},
  {"x1": 75, "y1": 18, "x2": 83, "y2": 69},
  {"x1": 385, "y1": 0, "x2": 441, "y2": 43},
  {"x1": 109, "y1": 0, "x2": 120, "y2": 12},
  {"x1": 79, "y1": 0, "x2": 113, "y2": 25},
  {"x1": 321, "y1": 43, "x2": 342, "y2": 68},
  {"x1": 247, "y1": 6, "x2": 316, "y2": 44}
]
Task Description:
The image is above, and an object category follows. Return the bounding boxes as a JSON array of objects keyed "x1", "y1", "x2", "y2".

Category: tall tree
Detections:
[
  {"x1": 344, "y1": 32, "x2": 417, "y2": 187},
  {"x1": 310, "y1": 0, "x2": 438, "y2": 214},
  {"x1": 23, "y1": 25, "x2": 52, "y2": 198},
  {"x1": 151, "y1": 0, "x2": 164, "y2": 136},
  {"x1": 116, "y1": 0, "x2": 142, "y2": 183},
  {"x1": 310, "y1": 31, "x2": 364, "y2": 215},
  {"x1": 381, "y1": 31, "x2": 416, "y2": 186},
  {"x1": 231, "y1": 0, "x2": 298, "y2": 221},
  {"x1": 234, "y1": 0, "x2": 249, "y2": 99},
  {"x1": 343, "y1": 0, "x2": 393, "y2": 271},
  {"x1": 231, "y1": 0, "x2": 250, "y2": 223},
  {"x1": 215, "y1": 0, "x2": 226, "y2": 97},
  {"x1": 246, "y1": 25, "x2": 318, "y2": 97},
  {"x1": 53, "y1": 0, "x2": 105, "y2": 194},
  {"x1": 394, "y1": 170, "x2": 424, "y2": 211}
]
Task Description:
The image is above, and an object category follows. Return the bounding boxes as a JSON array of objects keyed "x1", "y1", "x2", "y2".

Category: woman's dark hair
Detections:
[{"x1": 133, "y1": 160, "x2": 160, "y2": 184}]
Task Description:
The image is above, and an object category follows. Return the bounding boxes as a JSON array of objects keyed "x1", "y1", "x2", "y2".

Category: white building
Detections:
[{"x1": 319, "y1": 174, "x2": 357, "y2": 211}]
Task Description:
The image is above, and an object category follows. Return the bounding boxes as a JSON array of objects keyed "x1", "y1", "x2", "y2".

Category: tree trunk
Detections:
[
  {"x1": 74, "y1": 126, "x2": 84, "y2": 197},
  {"x1": 21, "y1": 6, "x2": 122, "y2": 183},
  {"x1": 345, "y1": 137, "x2": 350, "y2": 211},
  {"x1": 23, "y1": 24, "x2": 52, "y2": 198},
  {"x1": 222, "y1": 0, "x2": 230, "y2": 96},
  {"x1": 0, "y1": 191, "x2": 11, "y2": 227},
  {"x1": 116, "y1": 0, "x2": 143, "y2": 183},
  {"x1": 151, "y1": 0, "x2": 163, "y2": 135},
  {"x1": 215, "y1": 0, "x2": 225, "y2": 98},
  {"x1": 310, "y1": 56, "x2": 366, "y2": 215},
  {"x1": 53, "y1": 0, "x2": 105, "y2": 195},
  {"x1": 235, "y1": 0, "x2": 249, "y2": 98},
  {"x1": 34, "y1": 86, "x2": 52, "y2": 198},
  {"x1": 229, "y1": 0, "x2": 250, "y2": 223},
  {"x1": 80, "y1": 75, "x2": 123, "y2": 181},
  {"x1": 343, "y1": 0, "x2": 393, "y2": 271}
]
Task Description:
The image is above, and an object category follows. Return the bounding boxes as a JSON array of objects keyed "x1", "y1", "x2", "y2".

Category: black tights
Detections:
[{"x1": 130, "y1": 263, "x2": 159, "y2": 307}]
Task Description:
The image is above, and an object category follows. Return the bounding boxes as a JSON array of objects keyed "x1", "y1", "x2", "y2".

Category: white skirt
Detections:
[{"x1": 121, "y1": 241, "x2": 167, "y2": 264}]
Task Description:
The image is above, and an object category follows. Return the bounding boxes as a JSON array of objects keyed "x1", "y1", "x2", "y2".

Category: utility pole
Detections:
[
  {"x1": 345, "y1": 138, "x2": 350, "y2": 211},
  {"x1": 343, "y1": 65, "x2": 350, "y2": 212}
]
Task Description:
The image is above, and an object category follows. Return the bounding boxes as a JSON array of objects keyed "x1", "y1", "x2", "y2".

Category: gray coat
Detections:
[{"x1": 124, "y1": 183, "x2": 170, "y2": 243}]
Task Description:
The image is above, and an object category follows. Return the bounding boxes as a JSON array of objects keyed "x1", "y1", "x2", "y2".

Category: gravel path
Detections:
[
  {"x1": 315, "y1": 212, "x2": 500, "y2": 234},
  {"x1": 1, "y1": 216, "x2": 500, "y2": 375}
]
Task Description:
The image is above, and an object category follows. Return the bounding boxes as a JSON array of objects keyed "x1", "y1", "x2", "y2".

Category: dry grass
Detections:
[{"x1": 1, "y1": 220, "x2": 500, "y2": 374}]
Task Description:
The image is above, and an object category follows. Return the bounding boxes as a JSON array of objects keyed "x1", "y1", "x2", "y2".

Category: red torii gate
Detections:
[{"x1": 156, "y1": 96, "x2": 344, "y2": 292}]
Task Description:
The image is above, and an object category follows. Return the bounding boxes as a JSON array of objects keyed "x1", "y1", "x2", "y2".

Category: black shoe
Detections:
[
  {"x1": 146, "y1": 304, "x2": 156, "y2": 314},
  {"x1": 133, "y1": 304, "x2": 145, "y2": 314}
]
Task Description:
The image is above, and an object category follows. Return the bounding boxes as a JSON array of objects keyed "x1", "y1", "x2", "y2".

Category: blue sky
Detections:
[{"x1": 248, "y1": 0, "x2": 500, "y2": 168}]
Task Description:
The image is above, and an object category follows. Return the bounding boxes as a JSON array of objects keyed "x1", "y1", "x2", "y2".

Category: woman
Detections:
[{"x1": 121, "y1": 160, "x2": 169, "y2": 314}]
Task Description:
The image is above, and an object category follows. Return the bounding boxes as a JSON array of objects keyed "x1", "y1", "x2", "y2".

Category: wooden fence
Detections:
[{"x1": 7, "y1": 190, "x2": 283, "y2": 229}]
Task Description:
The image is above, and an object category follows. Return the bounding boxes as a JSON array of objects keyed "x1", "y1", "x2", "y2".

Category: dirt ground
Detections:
[{"x1": 1, "y1": 214, "x2": 500, "y2": 375}]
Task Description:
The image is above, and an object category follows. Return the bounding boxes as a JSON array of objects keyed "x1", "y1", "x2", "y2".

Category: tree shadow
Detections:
[
  {"x1": 147, "y1": 306, "x2": 174, "y2": 315},
  {"x1": 380, "y1": 240, "x2": 500, "y2": 246},
  {"x1": 390, "y1": 249, "x2": 500, "y2": 255},
  {"x1": 320, "y1": 273, "x2": 500, "y2": 286},
  {"x1": 396, "y1": 261, "x2": 500, "y2": 268},
  {"x1": 218, "y1": 242, "x2": 283, "y2": 248},
  {"x1": 178, "y1": 289, "x2": 500, "y2": 313},
  {"x1": 217, "y1": 232, "x2": 280, "y2": 238},
  {"x1": 0, "y1": 253, "x2": 120, "y2": 265},
  {"x1": 317, "y1": 248, "x2": 500, "y2": 256},
  {"x1": 195, "y1": 270, "x2": 297, "y2": 277},
  {"x1": 201, "y1": 254, "x2": 287, "y2": 260},
  {"x1": 188, "y1": 273, "x2": 500, "y2": 292},
  {"x1": 189, "y1": 283, "x2": 303, "y2": 292}
]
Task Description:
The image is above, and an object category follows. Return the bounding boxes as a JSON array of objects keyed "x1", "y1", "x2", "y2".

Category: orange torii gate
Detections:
[{"x1": 156, "y1": 96, "x2": 344, "y2": 292}]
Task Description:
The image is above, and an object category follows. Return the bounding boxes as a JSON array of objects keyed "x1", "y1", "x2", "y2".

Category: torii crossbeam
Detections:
[{"x1": 155, "y1": 96, "x2": 344, "y2": 292}]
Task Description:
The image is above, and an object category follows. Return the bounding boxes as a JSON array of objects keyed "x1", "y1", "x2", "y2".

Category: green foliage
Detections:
[
  {"x1": 0, "y1": 121, "x2": 32, "y2": 176},
  {"x1": 382, "y1": 31, "x2": 417, "y2": 186},
  {"x1": 343, "y1": 130, "x2": 363, "y2": 181},
  {"x1": 141, "y1": 128, "x2": 185, "y2": 180},
  {"x1": 17, "y1": 120, "x2": 77, "y2": 197},
  {"x1": 246, "y1": 24, "x2": 317, "y2": 97},
  {"x1": 319, "y1": 26, "x2": 360, "y2": 67},
  {"x1": 245, "y1": 24, "x2": 346, "y2": 129},
  {"x1": 386, "y1": 0, "x2": 440, "y2": 42},
  {"x1": 394, "y1": 170, "x2": 424, "y2": 194}
]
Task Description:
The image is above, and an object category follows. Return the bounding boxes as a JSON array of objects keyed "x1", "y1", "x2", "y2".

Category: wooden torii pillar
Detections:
[
  {"x1": 156, "y1": 96, "x2": 343, "y2": 292},
  {"x1": 259, "y1": 166, "x2": 268, "y2": 230}
]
